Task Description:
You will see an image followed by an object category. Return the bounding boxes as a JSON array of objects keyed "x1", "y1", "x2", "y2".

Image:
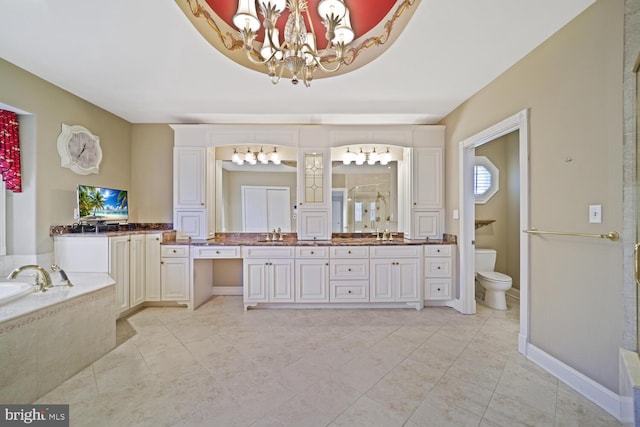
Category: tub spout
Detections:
[{"x1": 8, "y1": 265, "x2": 53, "y2": 292}]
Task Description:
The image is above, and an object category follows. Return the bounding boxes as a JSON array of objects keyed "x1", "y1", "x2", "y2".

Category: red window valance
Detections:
[{"x1": 0, "y1": 110, "x2": 22, "y2": 193}]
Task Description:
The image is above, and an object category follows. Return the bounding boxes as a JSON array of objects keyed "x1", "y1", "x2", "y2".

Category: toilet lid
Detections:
[{"x1": 477, "y1": 271, "x2": 512, "y2": 283}]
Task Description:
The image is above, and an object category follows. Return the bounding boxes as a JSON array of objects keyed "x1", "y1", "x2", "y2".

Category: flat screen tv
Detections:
[{"x1": 76, "y1": 185, "x2": 128, "y2": 224}]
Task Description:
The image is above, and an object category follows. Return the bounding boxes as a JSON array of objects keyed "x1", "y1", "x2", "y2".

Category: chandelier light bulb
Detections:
[
  {"x1": 343, "y1": 148, "x2": 353, "y2": 165},
  {"x1": 380, "y1": 148, "x2": 392, "y2": 165},
  {"x1": 355, "y1": 148, "x2": 366, "y2": 165}
]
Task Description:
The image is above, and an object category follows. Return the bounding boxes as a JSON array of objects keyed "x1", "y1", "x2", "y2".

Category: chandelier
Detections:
[
  {"x1": 343, "y1": 147, "x2": 392, "y2": 166},
  {"x1": 233, "y1": 0, "x2": 354, "y2": 86},
  {"x1": 231, "y1": 147, "x2": 281, "y2": 165}
]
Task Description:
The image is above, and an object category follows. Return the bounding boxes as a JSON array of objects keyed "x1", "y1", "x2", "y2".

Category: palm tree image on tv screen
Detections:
[{"x1": 77, "y1": 185, "x2": 128, "y2": 223}]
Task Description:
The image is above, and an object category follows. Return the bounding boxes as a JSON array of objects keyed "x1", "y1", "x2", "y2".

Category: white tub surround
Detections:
[{"x1": 0, "y1": 272, "x2": 115, "y2": 404}]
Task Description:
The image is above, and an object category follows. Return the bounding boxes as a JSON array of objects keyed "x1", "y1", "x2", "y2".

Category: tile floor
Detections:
[{"x1": 37, "y1": 297, "x2": 622, "y2": 426}]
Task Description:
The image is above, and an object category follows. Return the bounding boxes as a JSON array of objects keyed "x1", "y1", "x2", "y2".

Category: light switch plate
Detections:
[{"x1": 589, "y1": 205, "x2": 602, "y2": 223}]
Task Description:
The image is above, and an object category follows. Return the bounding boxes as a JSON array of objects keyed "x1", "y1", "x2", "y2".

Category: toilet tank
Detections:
[{"x1": 474, "y1": 248, "x2": 496, "y2": 272}]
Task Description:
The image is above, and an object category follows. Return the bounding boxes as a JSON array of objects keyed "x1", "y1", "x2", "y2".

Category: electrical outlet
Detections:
[{"x1": 589, "y1": 205, "x2": 602, "y2": 224}]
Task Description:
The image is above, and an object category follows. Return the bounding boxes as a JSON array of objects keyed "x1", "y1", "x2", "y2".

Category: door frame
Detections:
[{"x1": 458, "y1": 109, "x2": 530, "y2": 355}]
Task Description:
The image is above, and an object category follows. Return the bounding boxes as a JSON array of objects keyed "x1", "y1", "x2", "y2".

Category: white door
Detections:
[
  {"x1": 242, "y1": 186, "x2": 291, "y2": 232},
  {"x1": 267, "y1": 188, "x2": 291, "y2": 232}
]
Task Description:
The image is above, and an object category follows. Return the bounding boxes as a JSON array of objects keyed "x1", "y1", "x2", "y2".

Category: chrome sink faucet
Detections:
[{"x1": 8, "y1": 265, "x2": 53, "y2": 292}]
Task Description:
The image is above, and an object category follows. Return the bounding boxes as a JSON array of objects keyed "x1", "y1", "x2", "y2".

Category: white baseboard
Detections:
[{"x1": 526, "y1": 343, "x2": 624, "y2": 422}]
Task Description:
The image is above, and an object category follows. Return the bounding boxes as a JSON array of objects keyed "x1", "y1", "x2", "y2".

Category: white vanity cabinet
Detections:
[
  {"x1": 297, "y1": 148, "x2": 331, "y2": 241},
  {"x1": 424, "y1": 245, "x2": 455, "y2": 300},
  {"x1": 295, "y1": 247, "x2": 329, "y2": 302},
  {"x1": 243, "y1": 246, "x2": 295, "y2": 306},
  {"x1": 160, "y1": 245, "x2": 190, "y2": 301},
  {"x1": 145, "y1": 234, "x2": 162, "y2": 301},
  {"x1": 173, "y1": 146, "x2": 215, "y2": 240},
  {"x1": 108, "y1": 234, "x2": 148, "y2": 314},
  {"x1": 329, "y1": 246, "x2": 369, "y2": 302},
  {"x1": 370, "y1": 246, "x2": 422, "y2": 304}
]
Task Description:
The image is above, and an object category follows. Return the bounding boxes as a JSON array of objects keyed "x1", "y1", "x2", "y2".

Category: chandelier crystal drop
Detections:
[{"x1": 233, "y1": 0, "x2": 354, "y2": 87}]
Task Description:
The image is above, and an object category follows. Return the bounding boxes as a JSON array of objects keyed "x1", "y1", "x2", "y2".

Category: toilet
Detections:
[{"x1": 474, "y1": 248, "x2": 512, "y2": 310}]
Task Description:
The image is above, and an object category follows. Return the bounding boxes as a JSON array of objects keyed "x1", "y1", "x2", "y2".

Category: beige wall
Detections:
[
  {"x1": 0, "y1": 59, "x2": 132, "y2": 254},
  {"x1": 441, "y1": 0, "x2": 624, "y2": 392},
  {"x1": 130, "y1": 124, "x2": 174, "y2": 223}
]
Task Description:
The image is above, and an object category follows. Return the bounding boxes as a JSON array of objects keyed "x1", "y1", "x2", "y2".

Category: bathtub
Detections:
[
  {"x1": 0, "y1": 281, "x2": 33, "y2": 305},
  {"x1": 0, "y1": 272, "x2": 116, "y2": 404}
]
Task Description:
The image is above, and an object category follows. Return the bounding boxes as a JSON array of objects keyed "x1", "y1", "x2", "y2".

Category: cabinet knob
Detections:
[
  {"x1": 311, "y1": 251, "x2": 314, "y2": 254},
  {"x1": 437, "y1": 287, "x2": 441, "y2": 291},
  {"x1": 216, "y1": 250, "x2": 220, "y2": 254},
  {"x1": 348, "y1": 290, "x2": 352, "y2": 294},
  {"x1": 436, "y1": 249, "x2": 441, "y2": 253},
  {"x1": 348, "y1": 250, "x2": 351, "y2": 254},
  {"x1": 348, "y1": 268, "x2": 352, "y2": 271},
  {"x1": 172, "y1": 250, "x2": 177, "y2": 253},
  {"x1": 437, "y1": 266, "x2": 441, "y2": 270},
  {"x1": 414, "y1": 202, "x2": 417, "y2": 206},
  {"x1": 325, "y1": 263, "x2": 329, "y2": 266},
  {"x1": 156, "y1": 237, "x2": 160, "y2": 241}
]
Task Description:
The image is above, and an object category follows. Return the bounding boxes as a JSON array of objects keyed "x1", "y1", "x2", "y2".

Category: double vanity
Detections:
[{"x1": 53, "y1": 229, "x2": 456, "y2": 315}]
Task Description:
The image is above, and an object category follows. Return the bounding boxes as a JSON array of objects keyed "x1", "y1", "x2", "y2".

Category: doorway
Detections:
[{"x1": 458, "y1": 109, "x2": 530, "y2": 355}]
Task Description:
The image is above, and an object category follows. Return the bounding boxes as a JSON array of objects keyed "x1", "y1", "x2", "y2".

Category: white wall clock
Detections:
[{"x1": 57, "y1": 124, "x2": 102, "y2": 175}]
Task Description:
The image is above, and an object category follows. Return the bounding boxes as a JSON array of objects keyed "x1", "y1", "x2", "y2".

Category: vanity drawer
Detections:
[
  {"x1": 424, "y1": 245, "x2": 452, "y2": 257},
  {"x1": 242, "y1": 246, "x2": 295, "y2": 258},
  {"x1": 424, "y1": 258, "x2": 452, "y2": 277},
  {"x1": 425, "y1": 278, "x2": 452, "y2": 300},
  {"x1": 161, "y1": 245, "x2": 189, "y2": 258},
  {"x1": 192, "y1": 246, "x2": 240, "y2": 258},
  {"x1": 330, "y1": 281, "x2": 369, "y2": 302},
  {"x1": 295, "y1": 247, "x2": 329, "y2": 258},
  {"x1": 370, "y1": 245, "x2": 422, "y2": 258},
  {"x1": 330, "y1": 259, "x2": 369, "y2": 280},
  {"x1": 330, "y1": 246, "x2": 369, "y2": 258}
]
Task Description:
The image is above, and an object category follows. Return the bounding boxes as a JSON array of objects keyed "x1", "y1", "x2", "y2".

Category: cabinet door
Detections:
[
  {"x1": 298, "y1": 210, "x2": 330, "y2": 241},
  {"x1": 295, "y1": 259, "x2": 329, "y2": 302},
  {"x1": 109, "y1": 236, "x2": 130, "y2": 312},
  {"x1": 175, "y1": 210, "x2": 206, "y2": 240},
  {"x1": 370, "y1": 259, "x2": 394, "y2": 301},
  {"x1": 161, "y1": 258, "x2": 189, "y2": 300},
  {"x1": 174, "y1": 147, "x2": 205, "y2": 208},
  {"x1": 145, "y1": 234, "x2": 162, "y2": 301},
  {"x1": 129, "y1": 235, "x2": 146, "y2": 307},
  {"x1": 412, "y1": 211, "x2": 443, "y2": 240},
  {"x1": 396, "y1": 259, "x2": 420, "y2": 301},
  {"x1": 244, "y1": 259, "x2": 268, "y2": 302},
  {"x1": 271, "y1": 259, "x2": 294, "y2": 302},
  {"x1": 413, "y1": 147, "x2": 443, "y2": 209}
]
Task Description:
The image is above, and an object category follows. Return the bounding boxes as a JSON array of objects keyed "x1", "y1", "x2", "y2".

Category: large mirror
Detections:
[
  {"x1": 331, "y1": 145, "x2": 403, "y2": 233},
  {"x1": 216, "y1": 146, "x2": 297, "y2": 232}
]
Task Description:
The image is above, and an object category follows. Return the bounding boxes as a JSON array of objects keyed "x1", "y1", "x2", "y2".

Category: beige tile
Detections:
[
  {"x1": 329, "y1": 395, "x2": 407, "y2": 427},
  {"x1": 25, "y1": 297, "x2": 623, "y2": 426},
  {"x1": 409, "y1": 397, "x2": 483, "y2": 427},
  {"x1": 483, "y1": 393, "x2": 554, "y2": 427}
]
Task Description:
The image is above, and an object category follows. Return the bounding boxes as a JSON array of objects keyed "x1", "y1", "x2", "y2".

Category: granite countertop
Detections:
[{"x1": 165, "y1": 233, "x2": 455, "y2": 247}]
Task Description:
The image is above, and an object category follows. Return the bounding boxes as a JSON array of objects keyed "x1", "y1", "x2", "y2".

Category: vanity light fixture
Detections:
[
  {"x1": 232, "y1": 147, "x2": 281, "y2": 165},
  {"x1": 233, "y1": 0, "x2": 354, "y2": 87},
  {"x1": 342, "y1": 147, "x2": 392, "y2": 166}
]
